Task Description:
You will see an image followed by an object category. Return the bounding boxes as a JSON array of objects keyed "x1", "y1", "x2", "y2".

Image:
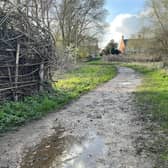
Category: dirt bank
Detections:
[{"x1": 0, "y1": 67, "x2": 154, "y2": 168}]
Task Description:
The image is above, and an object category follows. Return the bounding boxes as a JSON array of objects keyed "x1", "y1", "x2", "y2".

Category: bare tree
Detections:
[
  {"x1": 141, "y1": 0, "x2": 168, "y2": 65},
  {"x1": 54, "y1": 0, "x2": 106, "y2": 47}
]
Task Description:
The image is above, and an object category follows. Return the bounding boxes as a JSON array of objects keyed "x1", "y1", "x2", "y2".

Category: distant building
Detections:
[
  {"x1": 79, "y1": 37, "x2": 99, "y2": 58},
  {"x1": 118, "y1": 36, "x2": 126, "y2": 53},
  {"x1": 118, "y1": 35, "x2": 153, "y2": 54}
]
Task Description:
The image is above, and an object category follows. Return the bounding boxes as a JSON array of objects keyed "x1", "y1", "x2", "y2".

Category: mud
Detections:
[
  {"x1": 0, "y1": 67, "x2": 154, "y2": 168},
  {"x1": 20, "y1": 128, "x2": 107, "y2": 168}
]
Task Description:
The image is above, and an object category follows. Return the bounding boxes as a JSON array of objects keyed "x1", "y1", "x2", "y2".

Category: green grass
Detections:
[
  {"x1": 55, "y1": 63, "x2": 117, "y2": 99},
  {"x1": 124, "y1": 63, "x2": 168, "y2": 128},
  {"x1": 123, "y1": 63, "x2": 168, "y2": 167},
  {"x1": 0, "y1": 91, "x2": 69, "y2": 132},
  {"x1": 0, "y1": 62, "x2": 117, "y2": 133}
]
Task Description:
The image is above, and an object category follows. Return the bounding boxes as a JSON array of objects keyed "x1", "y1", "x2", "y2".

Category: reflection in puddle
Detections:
[
  {"x1": 121, "y1": 82, "x2": 131, "y2": 85},
  {"x1": 57, "y1": 132, "x2": 106, "y2": 168},
  {"x1": 20, "y1": 128, "x2": 107, "y2": 168}
]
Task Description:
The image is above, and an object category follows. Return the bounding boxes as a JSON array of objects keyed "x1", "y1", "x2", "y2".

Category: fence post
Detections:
[
  {"x1": 15, "y1": 43, "x2": 20, "y2": 101},
  {"x1": 7, "y1": 64, "x2": 15, "y2": 100},
  {"x1": 39, "y1": 63, "x2": 44, "y2": 91}
]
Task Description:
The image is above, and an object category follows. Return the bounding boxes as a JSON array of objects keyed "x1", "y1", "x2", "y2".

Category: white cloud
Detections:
[{"x1": 99, "y1": 12, "x2": 147, "y2": 49}]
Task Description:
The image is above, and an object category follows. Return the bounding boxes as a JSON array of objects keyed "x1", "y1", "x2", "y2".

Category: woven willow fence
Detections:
[{"x1": 0, "y1": 8, "x2": 56, "y2": 101}]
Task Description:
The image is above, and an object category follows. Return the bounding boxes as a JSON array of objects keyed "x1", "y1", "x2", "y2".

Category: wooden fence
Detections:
[
  {"x1": 0, "y1": 41, "x2": 48, "y2": 101},
  {"x1": 0, "y1": 9, "x2": 55, "y2": 101}
]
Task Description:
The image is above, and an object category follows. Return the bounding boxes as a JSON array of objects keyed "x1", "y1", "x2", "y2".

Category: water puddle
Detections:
[
  {"x1": 121, "y1": 82, "x2": 132, "y2": 85},
  {"x1": 20, "y1": 127, "x2": 107, "y2": 168}
]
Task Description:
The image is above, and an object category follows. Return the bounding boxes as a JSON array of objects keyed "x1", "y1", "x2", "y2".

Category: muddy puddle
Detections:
[{"x1": 20, "y1": 127, "x2": 107, "y2": 168}]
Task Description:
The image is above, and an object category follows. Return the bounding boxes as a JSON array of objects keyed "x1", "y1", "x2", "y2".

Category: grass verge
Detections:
[
  {"x1": 123, "y1": 63, "x2": 168, "y2": 167},
  {"x1": 0, "y1": 62, "x2": 117, "y2": 133}
]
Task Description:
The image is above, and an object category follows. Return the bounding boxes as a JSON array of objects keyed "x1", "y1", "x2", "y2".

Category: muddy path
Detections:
[{"x1": 0, "y1": 67, "x2": 154, "y2": 168}]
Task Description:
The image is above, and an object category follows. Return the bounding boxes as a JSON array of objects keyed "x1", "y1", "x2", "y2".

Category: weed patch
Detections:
[{"x1": 0, "y1": 63, "x2": 117, "y2": 133}]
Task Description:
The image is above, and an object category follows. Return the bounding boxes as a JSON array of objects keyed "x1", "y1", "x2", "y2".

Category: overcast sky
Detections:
[{"x1": 100, "y1": 0, "x2": 146, "y2": 48}]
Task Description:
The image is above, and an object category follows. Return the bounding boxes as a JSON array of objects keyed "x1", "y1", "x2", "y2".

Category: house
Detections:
[
  {"x1": 79, "y1": 37, "x2": 99, "y2": 58},
  {"x1": 118, "y1": 35, "x2": 153, "y2": 54},
  {"x1": 118, "y1": 36, "x2": 126, "y2": 53}
]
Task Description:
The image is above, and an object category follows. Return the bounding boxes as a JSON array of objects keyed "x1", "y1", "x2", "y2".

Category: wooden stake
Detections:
[
  {"x1": 7, "y1": 64, "x2": 15, "y2": 100},
  {"x1": 15, "y1": 43, "x2": 20, "y2": 101},
  {"x1": 39, "y1": 63, "x2": 44, "y2": 91}
]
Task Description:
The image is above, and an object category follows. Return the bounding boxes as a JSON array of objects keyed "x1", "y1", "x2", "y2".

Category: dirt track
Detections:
[{"x1": 0, "y1": 67, "x2": 154, "y2": 168}]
